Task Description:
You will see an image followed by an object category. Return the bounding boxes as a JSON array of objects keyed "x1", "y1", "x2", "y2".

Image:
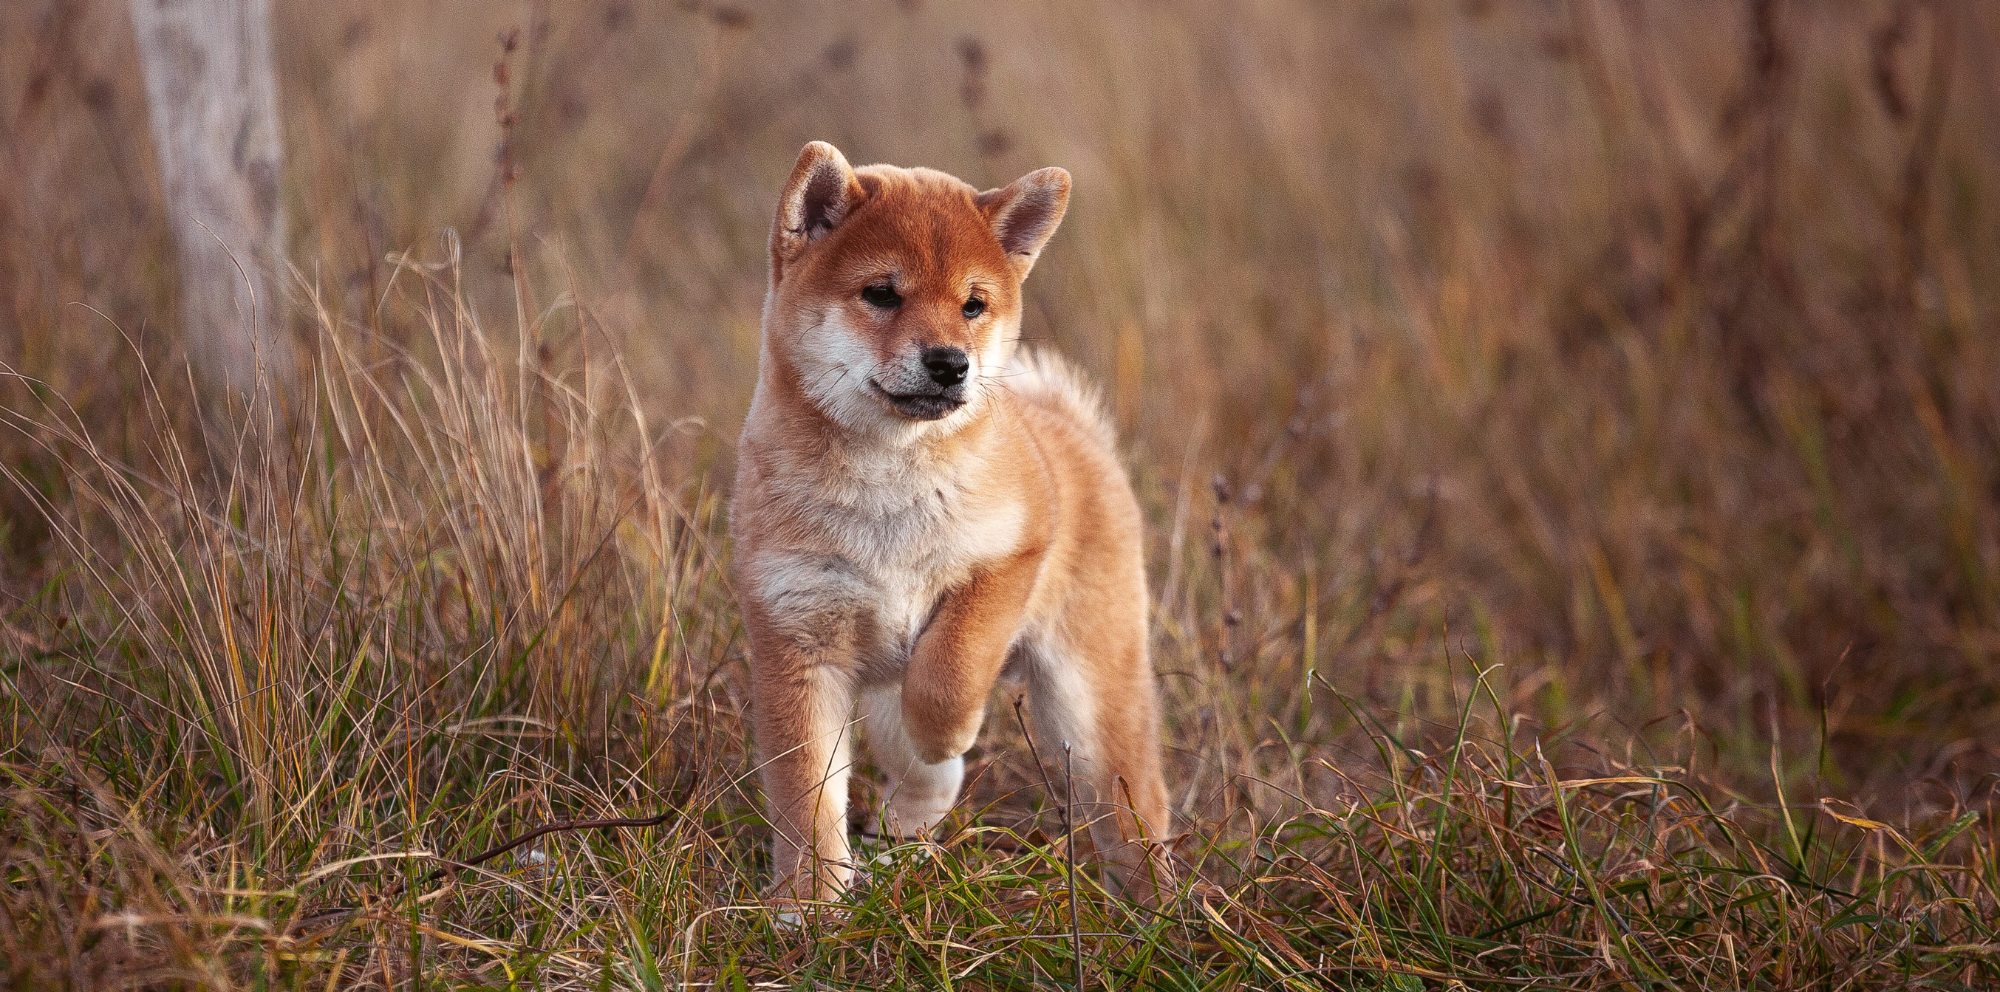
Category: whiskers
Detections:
[{"x1": 802, "y1": 362, "x2": 853, "y2": 399}]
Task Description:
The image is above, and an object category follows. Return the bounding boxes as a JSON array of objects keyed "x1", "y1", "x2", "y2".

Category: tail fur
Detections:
[{"x1": 1003, "y1": 348, "x2": 1117, "y2": 450}]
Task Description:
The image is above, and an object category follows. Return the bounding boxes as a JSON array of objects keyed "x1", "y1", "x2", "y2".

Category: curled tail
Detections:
[{"x1": 1003, "y1": 348, "x2": 1118, "y2": 450}]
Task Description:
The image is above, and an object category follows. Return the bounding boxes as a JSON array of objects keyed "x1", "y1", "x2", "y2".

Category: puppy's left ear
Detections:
[{"x1": 977, "y1": 167, "x2": 1070, "y2": 280}]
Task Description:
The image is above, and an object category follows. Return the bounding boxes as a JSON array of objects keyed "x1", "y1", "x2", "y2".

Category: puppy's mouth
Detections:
[{"x1": 870, "y1": 381, "x2": 966, "y2": 421}]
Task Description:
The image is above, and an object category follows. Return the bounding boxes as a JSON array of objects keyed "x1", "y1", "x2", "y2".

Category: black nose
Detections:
[{"x1": 922, "y1": 346, "x2": 970, "y2": 386}]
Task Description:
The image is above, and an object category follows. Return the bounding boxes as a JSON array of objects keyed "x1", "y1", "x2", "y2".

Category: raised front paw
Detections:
[
  {"x1": 909, "y1": 718, "x2": 980, "y2": 764},
  {"x1": 903, "y1": 692, "x2": 983, "y2": 764}
]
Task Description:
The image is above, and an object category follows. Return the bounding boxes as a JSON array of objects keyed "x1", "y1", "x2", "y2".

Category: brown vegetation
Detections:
[{"x1": 1, "y1": 0, "x2": 1996, "y2": 987}]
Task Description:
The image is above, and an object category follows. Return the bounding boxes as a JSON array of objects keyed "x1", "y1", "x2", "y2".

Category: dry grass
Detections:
[{"x1": 2, "y1": 0, "x2": 1998, "y2": 988}]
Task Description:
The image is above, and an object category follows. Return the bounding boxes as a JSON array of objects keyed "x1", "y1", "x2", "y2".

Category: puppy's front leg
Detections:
[
  {"x1": 745, "y1": 598, "x2": 859, "y2": 902},
  {"x1": 902, "y1": 550, "x2": 1041, "y2": 764}
]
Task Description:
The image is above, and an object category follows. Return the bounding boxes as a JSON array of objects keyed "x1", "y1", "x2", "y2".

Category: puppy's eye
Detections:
[
  {"x1": 861, "y1": 284, "x2": 901, "y2": 308},
  {"x1": 961, "y1": 297, "x2": 986, "y2": 319}
]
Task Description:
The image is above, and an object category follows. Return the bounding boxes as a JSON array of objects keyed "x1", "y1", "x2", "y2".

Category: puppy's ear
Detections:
[
  {"x1": 773, "y1": 141, "x2": 865, "y2": 268},
  {"x1": 976, "y1": 167, "x2": 1071, "y2": 280}
]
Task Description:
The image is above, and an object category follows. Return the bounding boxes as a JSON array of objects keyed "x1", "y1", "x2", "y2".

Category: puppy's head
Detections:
[{"x1": 762, "y1": 141, "x2": 1069, "y2": 436}]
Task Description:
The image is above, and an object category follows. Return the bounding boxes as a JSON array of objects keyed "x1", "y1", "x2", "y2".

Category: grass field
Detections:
[{"x1": 3, "y1": 0, "x2": 1998, "y2": 987}]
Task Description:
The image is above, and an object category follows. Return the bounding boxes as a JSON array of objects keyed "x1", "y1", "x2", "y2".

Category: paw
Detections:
[
  {"x1": 908, "y1": 720, "x2": 979, "y2": 765},
  {"x1": 902, "y1": 689, "x2": 984, "y2": 763},
  {"x1": 765, "y1": 856, "x2": 853, "y2": 907},
  {"x1": 849, "y1": 830, "x2": 938, "y2": 890},
  {"x1": 767, "y1": 898, "x2": 851, "y2": 931}
]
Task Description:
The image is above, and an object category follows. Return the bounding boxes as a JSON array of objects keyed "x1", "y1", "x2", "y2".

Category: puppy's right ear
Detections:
[{"x1": 772, "y1": 141, "x2": 864, "y2": 269}]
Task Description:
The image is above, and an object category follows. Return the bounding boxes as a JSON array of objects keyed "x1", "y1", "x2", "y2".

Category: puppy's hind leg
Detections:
[
  {"x1": 1024, "y1": 632, "x2": 1173, "y2": 905},
  {"x1": 859, "y1": 684, "x2": 966, "y2": 840}
]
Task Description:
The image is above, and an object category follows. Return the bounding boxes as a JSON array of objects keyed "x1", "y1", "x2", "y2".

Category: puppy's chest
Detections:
[{"x1": 765, "y1": 457, "x2": 1022, "y2": 678}]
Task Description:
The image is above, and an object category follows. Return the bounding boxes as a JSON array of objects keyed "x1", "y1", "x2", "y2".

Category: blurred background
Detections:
[{"x1": 3, "y1": 0, "x2": 1997, "y2": 803}]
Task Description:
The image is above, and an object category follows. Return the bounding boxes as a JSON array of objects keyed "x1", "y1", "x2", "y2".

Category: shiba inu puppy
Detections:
[{"x1": 731, "y1": 141, "x2": 1170, "y2": 905}]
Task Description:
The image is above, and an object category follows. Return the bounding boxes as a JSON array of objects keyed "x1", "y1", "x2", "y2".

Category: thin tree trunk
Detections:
[{"x1": 126, "y1": 0, "x2": 288, "y2": 399}]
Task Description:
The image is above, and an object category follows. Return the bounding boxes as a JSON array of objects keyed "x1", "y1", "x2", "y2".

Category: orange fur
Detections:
[{"x1": 731, "y1": 142, "x2": 1170, "y2": 904}]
